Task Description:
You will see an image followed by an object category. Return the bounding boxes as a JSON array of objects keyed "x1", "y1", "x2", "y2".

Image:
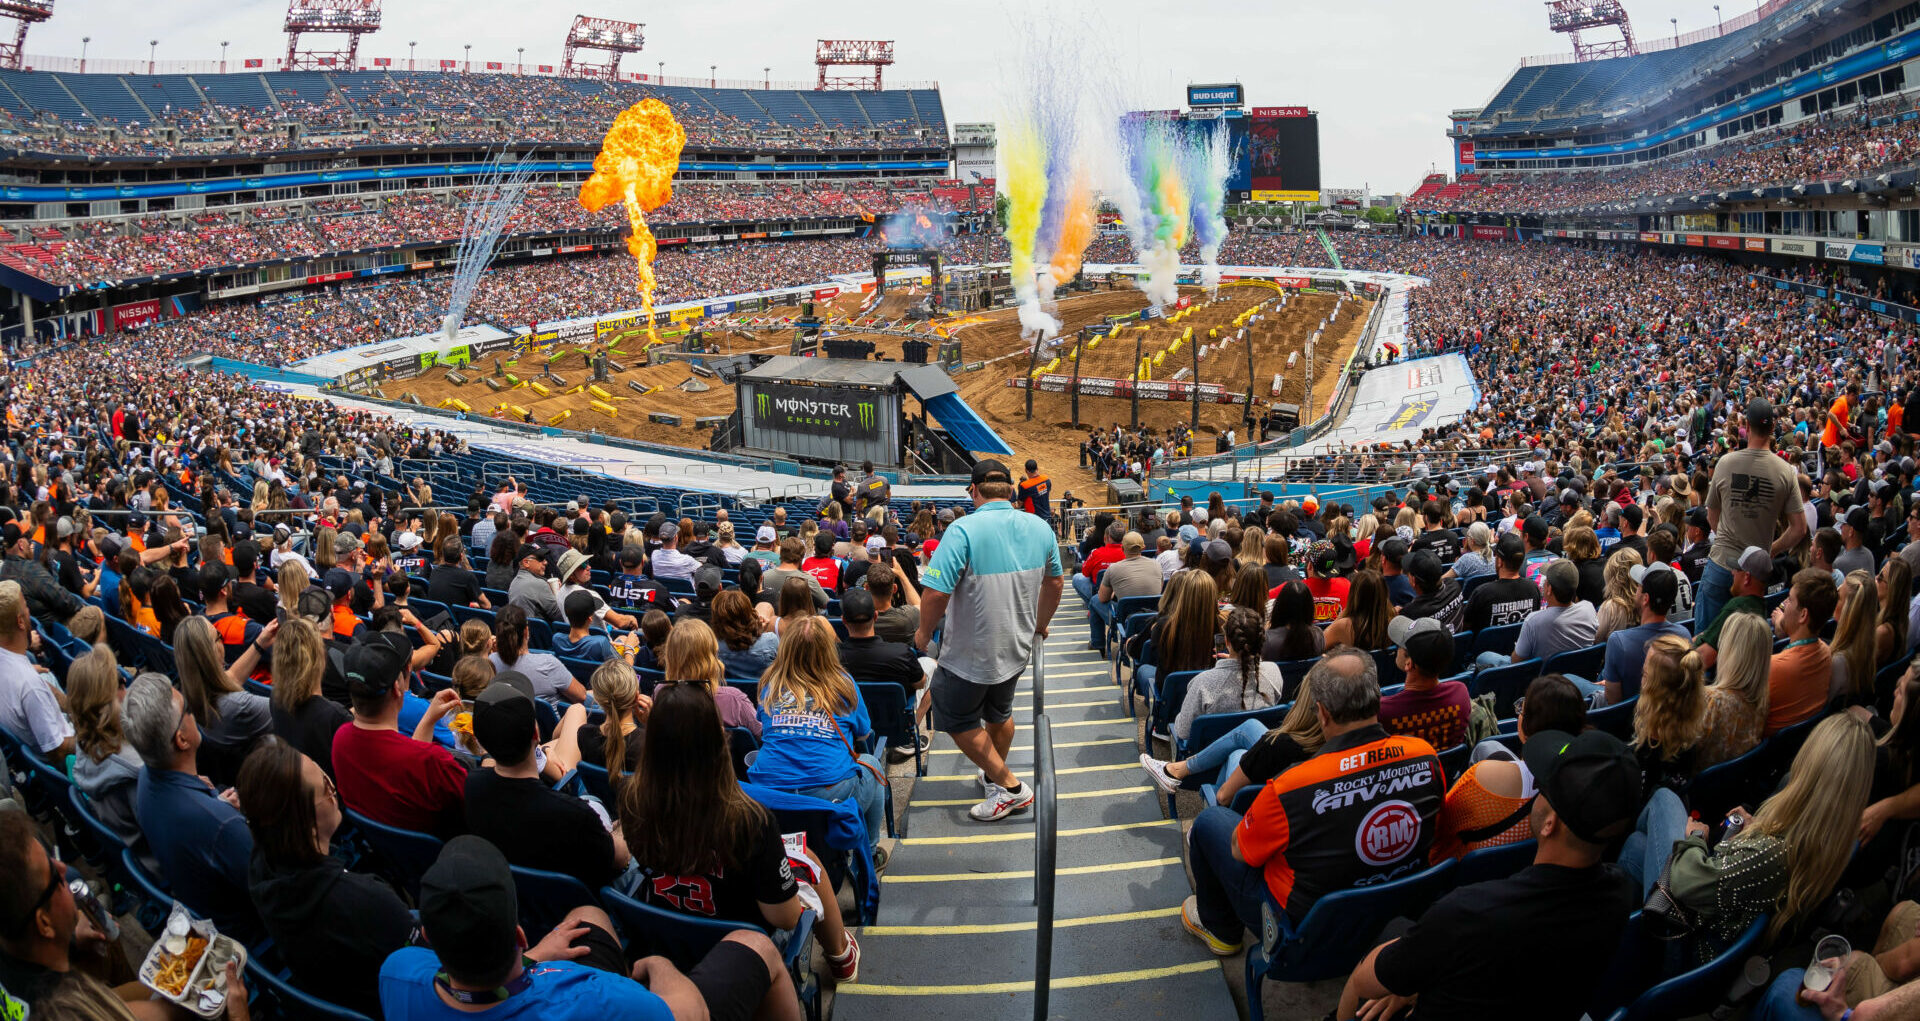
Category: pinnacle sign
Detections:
[{"x1": 751, "y1": 382, "x2": 883, "y2": 438}]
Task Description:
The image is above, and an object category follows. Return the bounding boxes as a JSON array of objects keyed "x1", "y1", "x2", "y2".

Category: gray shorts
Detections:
[{"x1": 929, "y1": 665, "x2": 1020, "y2": 734}]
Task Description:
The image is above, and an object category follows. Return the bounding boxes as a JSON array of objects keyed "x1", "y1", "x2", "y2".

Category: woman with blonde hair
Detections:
[
  {"x1": 579, "y1": 658, "x2": 649, "y2": 781},
  {"x1": 1144, "y1": 570, "x2": 1222, "y2": 684},
  {"x1": 278, "y1": 560, "x2": 309, "y2": 617},
  {"x1": 1595, "y1": 548, "x2": 1643, "y2": 642},
  {"x1": 1876, "y1": 555, "x2": 1912, "y2": 665},
  {"x1": 1237, "y1": 525, "x2": 1266, "y2": 568},
  {"x1": 746, "y1": 614, "x2": 886, "y2": 850},
  {"x1": 1695, "y1": 612, "x2": 1771, "y2": 768},
  {"x1": 1831, "y1": 569, "x2": 1880, "y2": 707},
  {"x1": 312, "y1": 526, "x2": 337, "y2": 572},
  {"x1": 661, "y1": 617, "x2": 762, "y2": 736},
  {"x1": 1618, "y1": 714, "x2": 1876, "y2": 963},
  {"x1": 67, "y1": 645, "x2": 142, "y2": 842},
  {"x1": 1632, "y1": 634, "x2": 1709, "y2": 790},
  {"x1": 267, "y1": 616, "x2": 350, "y2": 777}
]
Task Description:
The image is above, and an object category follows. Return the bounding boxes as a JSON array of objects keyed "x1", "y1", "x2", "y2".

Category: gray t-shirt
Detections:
[
  {"x1": 1513, "y1": 600, "x2": 1599, "y2": 662},
  {"x1": 1835, "y1": 544, "x2": 1877, "y2": 578},
  {"x1": 1706, "y1": 448, "x2": 1803, "y2": 570}
]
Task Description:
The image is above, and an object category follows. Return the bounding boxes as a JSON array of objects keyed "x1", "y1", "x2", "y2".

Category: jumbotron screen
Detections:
[{"x1": 1247, "y1": 107, "x2": 1321, "y2": 202}]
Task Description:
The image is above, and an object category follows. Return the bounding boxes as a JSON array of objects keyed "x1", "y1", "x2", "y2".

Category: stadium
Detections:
[{"x1": 7, "y1": 0, "x2": 1920, "y2": 1019}]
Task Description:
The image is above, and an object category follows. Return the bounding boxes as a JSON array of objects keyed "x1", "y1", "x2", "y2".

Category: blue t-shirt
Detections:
[
  {"x1": 746, "y1": 685, "x2": 871, "y2": 789},
  {"x1": 379, "y1": 947, "x2": 673, "y2": 1021},
  {"x1": 552, "y1": 632, "x2": 618, "y2": 661},
  {"x1": 1385, "y1": 573, "x2": 1418, "y2": 608},
  {"x1": 1600, "y1": 620, "x2": 1689, "y2": 698},
  {"x1": 398, "y1": 692, "x2": 458, "y2": 749}
]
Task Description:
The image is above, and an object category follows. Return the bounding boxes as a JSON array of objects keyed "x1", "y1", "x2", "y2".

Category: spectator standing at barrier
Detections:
[
  {"x1": 914, "y1": 459, "x2": 1063, "y2": 823},
  {"x1": 1700, "y1": 398, "x2": 1807, "y2": 634},
  {"x1": 1018, "y1": 459, "x2": 1053, "y2": 525}
]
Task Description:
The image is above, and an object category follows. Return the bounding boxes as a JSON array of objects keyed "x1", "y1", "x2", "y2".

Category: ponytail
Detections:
[{"x1": 1224, "y1": 607, "x2": 1265, "y2": 711}]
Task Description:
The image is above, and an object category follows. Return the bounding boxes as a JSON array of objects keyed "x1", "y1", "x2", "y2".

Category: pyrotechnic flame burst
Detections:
[{"x1": 580, "y1": 98, "x2": 687, "y2": 343}]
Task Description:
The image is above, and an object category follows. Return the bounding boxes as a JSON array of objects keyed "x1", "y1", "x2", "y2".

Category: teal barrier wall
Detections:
[{"x1": 206, "y1": 357, "x2": 332, "y2": 386}]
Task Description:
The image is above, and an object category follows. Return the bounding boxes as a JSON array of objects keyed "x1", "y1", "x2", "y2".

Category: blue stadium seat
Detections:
[
  {"x1": 509, "y1": 864, "x2": 604, "y2": 939},
  {"x1": 1247, "y1": 859, "x2": 1459, "y2": 1017},
  {"x1": 1609, "y1": 914, "x2": 1770, "y2": 1021},
  {"x1": 340, "y1": 807, "x2": 443, "y2": 899},
  {"x1": 1471, "y1": 658, "x2": 1543, "y2": 718},
  {"x1": 1455, "y1": 838, "x2": 1537, "y2": 886},
  {"x1": 599, "y1": 886, "x2": 819, "y2": 1019},
  {"x1": 245, "y1": 940, "x2": 377, "y2": 1021}
]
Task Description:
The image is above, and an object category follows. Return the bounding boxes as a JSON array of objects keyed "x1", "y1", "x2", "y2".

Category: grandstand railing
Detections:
[
  {"x1": 1518, "y1": 0, "x2": 1796, "y2": 65},
  {"x1": 1029, "y1": 639, "x2": 1056, "y2": 1021},
  {"x1": 15, "y1": 53, "x2": 938, "y2": 91}
]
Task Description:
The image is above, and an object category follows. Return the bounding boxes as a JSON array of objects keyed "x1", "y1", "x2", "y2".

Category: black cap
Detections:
[
  {"x1": 841, "y1": 587, "x2": 876, "y2": 622},
  {"x1": 1379, "y1": 537, "x2": 1409, "y2": 564},
  {"x1": 472, "y1": 682, "x2": 536, "y2": 759},
  {"x1": 1522, "y1": 729, "x2": 1643, "y2": 843},
  {"x1": 419, "y1": 836, "x2": 520, "y2": 982},
  {"x1": 1685, "y1": 506, "x2": 1708, "y2": 531},
  {"x1": 342, "y1": 639, "x2": 406, "y2": 697},
  {"x1": 694, "y1": 564, "x2": 724, "y2": 597},
  {"x1": 1405, "y1": 549, "x2": 1444, "y2": 589},
  {"x1": 1523, "y1": 515, "x2": 1550, "y2": 544},
  {"x1": 1746, "y1": 397, "x2": 1775, "y2": 426},
  {"x1": 518, "y1": 543, "x2": 546, "y2": 564},
  {"x1": 296, "y1": 586, "x2": 333, "y2": 623},
  {"x1": 1619, "y1": 504, "x2": 1644, "y2": 529},
  {"x1": 0, "y1": 522, "x2": 21, "y2": 550},
  {"x1": 970, "y1": 459, "x2": 1011, "y2": 487},
  {"x1": 487, "y1": 669, "x2": 536, "y2": 703},
  {"x1": 1494, "y1": 531, "x2": 1526, "y2": 567},
  {"x1": 323, "y1": 567, "x2": 355, "y2": 599},
  {"x1": 1846, "y1": 505, "x2": 1871, "y2": 532}
]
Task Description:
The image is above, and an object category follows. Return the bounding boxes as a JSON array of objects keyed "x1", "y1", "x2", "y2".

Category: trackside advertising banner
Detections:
[{"x1": 752, "y1": 382, "x2": 881, "y2": 438}]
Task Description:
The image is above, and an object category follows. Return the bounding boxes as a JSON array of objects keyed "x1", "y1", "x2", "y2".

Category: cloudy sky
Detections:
[{"x1": 39, "y1": 0, "x2": 1748, "y2": 193}]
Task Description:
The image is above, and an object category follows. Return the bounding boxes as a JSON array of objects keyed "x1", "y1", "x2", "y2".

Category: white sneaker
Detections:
[
  {"x1": 969, "y1": 782, "x2": 1035, "y2": 822},
  {"x1": 1139, "y1": 754, "x2": 1180, "y2": 794}
]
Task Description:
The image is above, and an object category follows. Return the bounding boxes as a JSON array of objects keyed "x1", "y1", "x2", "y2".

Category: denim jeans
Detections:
[
  {"x1": 796, "y1": 753, "x2": 888, "y2": 846},
  {"x1": 1695, "y1": 560, "x2": 1733, "y2": 638},
  {"x1": 1475, "y1": 651, "x2": 1511, "y2": 672},
  {"x1": 1071, "y1": 573, "x2": 1100, "y2": 646},
  {"x1": 1751, "y1": 970, "x2": 1822, "y2": 1021},
  {"x1": 1189, "y1": 805, "x2": 1269, "y2": 940},
  {"x1": 1617, "y1": 786, "x2": 1688, "y2": 899},
  {"x1": 1181, "y1": 719, "x2": 1269, "y2": 785},
  {"x1": 1559, "y1": 673, "x2": 1607, "y2": 704},
  {"x1": 1088, "y1": 595, "x2": 1115, "y2": 651}
]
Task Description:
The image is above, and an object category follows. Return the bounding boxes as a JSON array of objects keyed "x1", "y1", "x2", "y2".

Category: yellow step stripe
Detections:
[
  {"x1": 861, "y1": 905, "x2": 1178, "y2": 935},
  {"x1": 918, "y1": 761, "x2": 1139, "y2": 783},
  {"x1": 909, "y1": 785, "x2": 1151, "y2": 807},
  {"x1": 882, "y1": 855, "x2": 1180, "y2": 883},
  {"x1": 1012, "y1": 683, "x2": 1111, "y2": 696},
  {"x1": 836, "y1": 960, "x2": 1218, "y2": 995},
  {"x1": 1006, "y1": 697, "x2": 1115, "y2": 711},
  {"x1": 898, "y1": 819, "x2": 1175, "y2": 846},
  {"x1": 927, "y1": 737, "x2": 1134, "y2": 757}
]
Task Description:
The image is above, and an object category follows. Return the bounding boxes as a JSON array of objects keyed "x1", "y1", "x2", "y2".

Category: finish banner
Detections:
[{"x1": 752, "y1": 382, "x2": 881, "y2": 438}]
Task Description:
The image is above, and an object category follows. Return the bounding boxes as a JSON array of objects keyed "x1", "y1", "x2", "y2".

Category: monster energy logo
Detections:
[
  {"x1": 753, "y1": 388, "x2": 879, "y2": 434},
  {"x1": 857, "y1": 401, "x2": 875, "y2": 429},
  {"x1": 757, "y1": 392, "x2": 770, "y2": 417}
]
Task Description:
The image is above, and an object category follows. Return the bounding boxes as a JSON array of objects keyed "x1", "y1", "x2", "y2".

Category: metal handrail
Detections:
[{"x1": 1030, "y1": 638, "x2": 1056, "y2": 1021}]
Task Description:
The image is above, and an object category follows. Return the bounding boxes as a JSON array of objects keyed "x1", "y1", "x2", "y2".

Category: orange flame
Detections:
[
  {"x1": 915, "y1": 213, "x2": 932, "y2": 230},
  {"x1": 579, "y1": 98, "x2": 687, "y2": 343}
]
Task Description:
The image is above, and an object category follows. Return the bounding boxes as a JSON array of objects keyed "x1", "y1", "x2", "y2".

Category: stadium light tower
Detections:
[
  {"x1": 0, "y1": 0, "x2": 53, "y2": 71},
  {"x1": 1545, "y1": 0, "x2": 1639, "y2": 61},
  {"x1": 561, "y1": 15, "x2": 643, "y2": 80},
  {"x1": 284, "y1": 0, "x2": 381, "y2": 71},
  {"x1": 815, "y1": 39, "x2": 893, "y2": 90}
]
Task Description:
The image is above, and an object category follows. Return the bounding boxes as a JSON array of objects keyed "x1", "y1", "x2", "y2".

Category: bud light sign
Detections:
[
  {"x1": 752, "y1": 382, "x2": 881, "y2": 438},
  {"x1": 1186, "y1": 83, "x2": 1243, "y2": 108}
]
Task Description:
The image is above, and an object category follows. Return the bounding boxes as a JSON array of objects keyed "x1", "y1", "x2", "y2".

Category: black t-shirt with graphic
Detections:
[{"x1": 629, "y1": 814, "x2": 798, "y2": 926}]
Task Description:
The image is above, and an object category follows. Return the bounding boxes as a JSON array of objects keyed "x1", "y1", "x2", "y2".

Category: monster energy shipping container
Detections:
[{"x1": 736, "y1": 357, "x2": 907, "y2": 468}]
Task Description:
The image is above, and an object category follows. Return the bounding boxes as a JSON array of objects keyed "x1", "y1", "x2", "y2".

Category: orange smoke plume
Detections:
[
  {"x1": 1047, "y1": 168, "x2": 1096, "y2": 288},
  {"x1": 579, "y1": 98, "x2": 687, "y2": 342}
]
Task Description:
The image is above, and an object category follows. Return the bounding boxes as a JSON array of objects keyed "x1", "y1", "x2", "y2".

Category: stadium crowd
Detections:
[
  {"x1": 1439, "y1": 101, "x2": 1920, "y2": 213},
  {"x1": 0, "y1": 72, "x2": 945, "y2": 159},
  {"x1": 9, "y1": 180, "x2": 982, "y2": 289}
]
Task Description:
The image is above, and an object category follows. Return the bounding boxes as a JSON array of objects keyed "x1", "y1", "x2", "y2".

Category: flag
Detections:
[
  {"x1": 440, "y1": 59, "x2": 456, "y2": 68},
  {"x1": 243, "y1": 58, "x2": 263, "y2": 68},
  {"x1": 485, "y1": 60, "x2": 502, "y2": 70},
  {"x1": 537, "y1": 64, "x2": 552, "y2": 73},
  {"x1": 372, "y1": 57, "x2": 391, "y2": 67}
]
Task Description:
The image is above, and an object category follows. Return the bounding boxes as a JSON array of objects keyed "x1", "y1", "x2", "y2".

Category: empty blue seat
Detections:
[{"x1": 1246, "y1": 859, "x2": 1459, "y2": 1017}]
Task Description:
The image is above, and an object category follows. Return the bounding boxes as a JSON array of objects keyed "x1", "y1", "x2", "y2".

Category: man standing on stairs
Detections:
[{"x1": 915, "y1": 459, "x2": 1064, "y2": 823}]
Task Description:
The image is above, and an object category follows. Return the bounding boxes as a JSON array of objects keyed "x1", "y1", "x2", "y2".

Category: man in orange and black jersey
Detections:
[
  {"x1": 1017, "y1": 459, "x2": 1052, "y2": 525},
  {"x1": 1180, "y1": 647, "x2": 1445, "y2": 955}
]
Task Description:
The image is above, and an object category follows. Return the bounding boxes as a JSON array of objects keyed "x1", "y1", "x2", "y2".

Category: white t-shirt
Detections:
[
  {"x1": 489, "y1": 651, "x2": 575, "y2": 704},
  {"x1": 0, "y1": 646, "x2": 71, "y2": 754}
]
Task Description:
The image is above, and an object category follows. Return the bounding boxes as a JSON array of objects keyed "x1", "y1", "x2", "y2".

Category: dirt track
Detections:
[{"x1": 393, "y1": 283, "x2": 1366, "y2": 491}]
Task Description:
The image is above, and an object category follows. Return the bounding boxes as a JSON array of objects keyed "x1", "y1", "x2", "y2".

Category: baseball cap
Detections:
[
  {"x1": 342, "y1": 639, "x2": 406, "y2": 698},
  {"x1": 323, "y1": 567, "x2": 356, "y2": 599},
  {"x1": 1302, "y1": 496, "x2": 1319, "y2": 515},
  {"x1": 1308, "y1": 538, "x2": 1337, "y2": 573},
  {"x1": 395, "y1": 531, "x2": 422, "y2": 551},
  {"x1": 1404, "y1": 550, "x2": 1444, "y2": 588},
  {"x1": 487, "y1": 668, "x2": 536, "y2": 703},
  {"x1": 1379, "y1": 537, "x2": 1409, "y2": 564},
  {"x1": 0, "y1": 522, "x2": 21, "y2": 550},
  {"x1": 840, "y1": 587, "x2": 876, "y2": 622},
  {"x1": 1685, "y1": 506, "x2": 1708, "y2": 531},
  {"x1": 295, "y1": 587, "x2": 333, "y2": 623},
  {"x1": 53, "y1": 516, "x2": 74, "y2": 540},
  {"x1": 1523, "y1": 515, "x2": 1551, "y2": 544},
  {"x1": 1626, "y1": 560, "x2": 1673, "y2": 585},
  {"x1": 1735, "y1": 545, "x2": 1773, "y2": 582},
  {"x1": 658, "y1": 521, "x2": 679, "y2": 542},
  {"x1": 694, "y1": 564, "x2": 724, "y2": 597},
  {"x1": 1204, "y1": 539, "x2": 1233, "y2": 563},
  {"x1": 1846, "y1": 505, "x2": 1871, "y2": 532},
  {"x1": 1619, "y1": 504, "x2": 1644, "y2": 529},
  {"x1": 970, "y1": 459, "x2": 1012, "y2": 486},
  {"x1": 1541, "y1": 558, "x2": 1578, "y2": 597},
  {"x1": 127, "y1": 511, "x2": 147, "y2": 529},
  {"x1": 418, "y1": 836, "x2": 521, "y2": 982},
  {"x1": 1522, "y1": 729, "x2": 1643, "y2": 843},
  {"x1": 1122, "y1": 531, "x2": 1145, "y2": 553},
  {"x1": 517, "y1": 543, "x2": 546, "y2": 564},
  {"x1": 1387, "y1": 615, "x2": 1454, "y2": 674},
  {"x1": 1177, "y1": 524, "x2": 1199, "y2": 544},
  {"x1": 865, "y1": 535, "x2": 887, "y2": 552},
  {"x1": 756, "y1": 524, "x2": 777, "y2": 543},
  {"x1": 333, "y1": 532, "x2": 362, "y2": 555},
  {"x1": 1745, "y1": 397, "x2": 1776, "y2": 426},
  {"x1": 1558, "y1": 488, "x2": 1581, "y2": 506},
  {"x1": 472, "y1": 682, "x2": 537, "y2": 760},
  {"x1": 1494, "y1": 532, "x2": 1526, "y2": 566}
]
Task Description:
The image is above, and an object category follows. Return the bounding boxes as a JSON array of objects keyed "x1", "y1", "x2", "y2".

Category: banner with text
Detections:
[{"x1": 751, "y1": 382, "x2": 882, "y2": 438}]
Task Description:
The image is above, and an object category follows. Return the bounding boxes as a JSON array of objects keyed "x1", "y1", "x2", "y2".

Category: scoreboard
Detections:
[{"x1": 1246, "y1": 107, "x2": 1321, "y2": 203}]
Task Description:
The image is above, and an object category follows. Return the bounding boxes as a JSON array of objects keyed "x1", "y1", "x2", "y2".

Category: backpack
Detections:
[{"x1": 1466, "y1": 691, "x2": 1501, "y2": 746}]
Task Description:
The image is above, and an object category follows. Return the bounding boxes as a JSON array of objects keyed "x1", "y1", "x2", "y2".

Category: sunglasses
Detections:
[{"x1": 8, "y1": 838, "x2": 62, "y2": 936}]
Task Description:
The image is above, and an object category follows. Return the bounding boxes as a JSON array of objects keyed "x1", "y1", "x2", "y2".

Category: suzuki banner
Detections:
[{"x1": 752, "y1": 382, "x2": 881, "y2": 438}]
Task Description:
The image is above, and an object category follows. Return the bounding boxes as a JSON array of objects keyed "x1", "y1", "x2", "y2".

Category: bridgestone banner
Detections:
[
  {"x1": 752, "y1": 382, "x2": 882, "y2": 438},
  {"x1": 1006, "y1": 374, "x2": 1251, "y2": 405}
]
